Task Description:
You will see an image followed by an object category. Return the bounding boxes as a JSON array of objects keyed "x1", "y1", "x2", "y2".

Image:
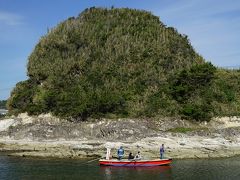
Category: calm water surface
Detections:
[{"x1": 0, "y1": 155, "x2": 239, "y2": 180}]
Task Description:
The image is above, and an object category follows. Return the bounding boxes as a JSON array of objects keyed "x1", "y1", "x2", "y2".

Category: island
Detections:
[{"x1": 1, "y1": 7, "x2": 240, "y2": 159}]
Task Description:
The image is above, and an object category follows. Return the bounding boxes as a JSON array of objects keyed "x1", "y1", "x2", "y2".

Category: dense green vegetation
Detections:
[
  {"x1": 0, "y1": 100, "x2": 7, "y2": 109},
  {"x1": 168, "y1": 127, "x2": 208, "y2": 133},
  {"x1": 7, "y1": 8, "x2": 240, "y2": 121},
  {"x1": 168, "y1": 127, "x2": 196, "y2": 133}
]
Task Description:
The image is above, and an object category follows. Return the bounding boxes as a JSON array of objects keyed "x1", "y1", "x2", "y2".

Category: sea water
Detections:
[{"x1": 0, "y1": 155, "x2": 239, "y2": 180}]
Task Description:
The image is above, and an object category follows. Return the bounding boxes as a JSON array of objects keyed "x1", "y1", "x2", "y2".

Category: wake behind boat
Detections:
[{"x1": 99, "y1": 158, "x2": 172, "y2": 167}]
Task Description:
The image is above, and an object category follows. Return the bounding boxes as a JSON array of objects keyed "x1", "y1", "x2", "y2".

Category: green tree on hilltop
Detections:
[{"x1": 7, "y1": 8, "x2": 240, "y2": 121}]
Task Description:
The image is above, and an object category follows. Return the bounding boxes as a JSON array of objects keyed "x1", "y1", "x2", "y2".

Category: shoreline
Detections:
[
  {"x1": 0, "y1": 114, "x2": 240, "y2": 159},
  {"x1": 1, "y1": 136, "x2": 240, "y2": 160}
]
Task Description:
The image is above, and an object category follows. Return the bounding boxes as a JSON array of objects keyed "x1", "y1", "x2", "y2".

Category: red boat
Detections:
[{"x1": 99, "y1": 159, "x2": 172, "y2": 167}]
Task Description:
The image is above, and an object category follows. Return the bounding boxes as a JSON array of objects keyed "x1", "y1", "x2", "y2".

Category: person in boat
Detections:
[
  {"x1": 106, "y1": 148, "x2": 111, "y2": 160},
  {"x1": 117, "y1": 146, "x2": 124, "y2": 160},
  {"x1": 160, "y1": 144, "x2": 165, "y2": 159},
  {"x1": 128, "y1": 152, "x2": 134, "y2": 160},
  {"x1": 134, "y1": 151, "x2": 142, "y2": 160}
]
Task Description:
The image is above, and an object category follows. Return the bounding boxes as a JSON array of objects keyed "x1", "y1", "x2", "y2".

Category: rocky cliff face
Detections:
[
  {"x1": 1, "y1": 113, "x2": 160, "y2": 141},
  {"x1": 0, "y1": 114, "x2": 240, "y2": 159}
]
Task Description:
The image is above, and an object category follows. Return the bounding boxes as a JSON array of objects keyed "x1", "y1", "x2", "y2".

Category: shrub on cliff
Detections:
[{"x1": 169, "y1": 62, "x2": 216, "y2": 121}]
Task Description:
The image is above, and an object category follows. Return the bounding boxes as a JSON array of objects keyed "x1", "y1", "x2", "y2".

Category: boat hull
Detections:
[{"x1": 99, "y1": 159, "x2": 172, "y2": 167}]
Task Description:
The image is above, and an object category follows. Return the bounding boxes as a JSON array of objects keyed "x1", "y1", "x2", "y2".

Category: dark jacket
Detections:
[
  {"x1": 118, "y1": 148, "x2": 124, "y2": 156},
  {"x1": 128, "y1": 153, "x2": 134, "y2": 160}
]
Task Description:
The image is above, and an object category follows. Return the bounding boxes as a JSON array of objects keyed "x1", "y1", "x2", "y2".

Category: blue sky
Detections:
[{"x1": 0, "y1": 0, "x2": 240, "y2": 100}]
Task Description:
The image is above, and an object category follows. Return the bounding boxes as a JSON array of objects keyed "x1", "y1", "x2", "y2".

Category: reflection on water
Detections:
[
  {"x1": 171, "y1": 158, "x2": 240, "y2": 180},
  {"x1": 0, "y1": 155, "x2": 240, "y2": 179},
  {"x1": 100, "y1": 165, "x2": 172, "y2": 180}
]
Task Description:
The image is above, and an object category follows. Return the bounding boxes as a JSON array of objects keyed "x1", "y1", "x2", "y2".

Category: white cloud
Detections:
[{"x1": 0, "y1": 11, "x2": 24, "y2": 26}]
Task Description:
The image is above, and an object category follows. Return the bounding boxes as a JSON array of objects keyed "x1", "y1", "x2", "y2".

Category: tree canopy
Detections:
[{"x1": 7, "y1": 8, "x2": 240, "y2": 121}]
